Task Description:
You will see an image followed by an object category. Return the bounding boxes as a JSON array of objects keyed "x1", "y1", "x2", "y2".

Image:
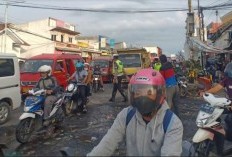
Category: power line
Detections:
[{"x1": 0, "y1": 3, "x2": 189, "y2": 13}]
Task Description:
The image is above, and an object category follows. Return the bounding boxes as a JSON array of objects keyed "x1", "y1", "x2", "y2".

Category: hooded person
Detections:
[
  {"x1": 159, "y1": 54, "x2": 180, "y2": 117},
  {"x1": 87, "y1": 68, "x2": 183, "y2": 156}
]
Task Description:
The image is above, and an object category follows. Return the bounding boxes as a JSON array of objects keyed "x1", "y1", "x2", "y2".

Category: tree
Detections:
[{"x1": 176, "y1": 51, "x2": 185, "y2": 62}]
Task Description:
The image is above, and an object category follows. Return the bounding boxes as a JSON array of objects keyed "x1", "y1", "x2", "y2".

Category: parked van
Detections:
[
  {"x1": 20, "y1": 53, "x2": 83, "y2": 98},
  {"x1": 0, "y1": 53, "x2": 21, "y2": 124},
  {"x1": 90, "y1": 56, "x2": 113, "y2": 82}
]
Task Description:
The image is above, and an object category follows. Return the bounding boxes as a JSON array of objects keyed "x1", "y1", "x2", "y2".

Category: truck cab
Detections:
[
  {"x1": 116, "y1": 48, "x2": 151, "y2": 88},
  {"x1": 90, "y1": 56, "x2": 113, "y2": 82}
]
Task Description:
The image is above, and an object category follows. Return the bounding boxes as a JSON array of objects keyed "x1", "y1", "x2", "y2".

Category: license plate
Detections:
[
  {"x1": 64, "y1": 93, "x2": 73, "y2": 97},
  {"x1": 200, "y1": 104, "x2": 215, "y2": 114},
  {"x1": 22, "y1": 87, "x2": 31, "y2": 93}
]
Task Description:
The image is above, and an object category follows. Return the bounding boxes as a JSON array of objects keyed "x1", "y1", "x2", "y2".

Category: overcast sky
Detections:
[{"x1": 0, "y1": 0, "x2": 230, "y2": 55}]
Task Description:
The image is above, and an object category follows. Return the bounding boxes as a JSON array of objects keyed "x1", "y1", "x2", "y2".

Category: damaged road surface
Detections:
[{"x1": 0, "y1": 84, "x2": 204, "y2": 156}]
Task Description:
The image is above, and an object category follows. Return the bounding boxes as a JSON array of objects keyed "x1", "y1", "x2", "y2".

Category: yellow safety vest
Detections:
[{"x1": 113, "y1": 60, "x2": 124, "y2": 76}]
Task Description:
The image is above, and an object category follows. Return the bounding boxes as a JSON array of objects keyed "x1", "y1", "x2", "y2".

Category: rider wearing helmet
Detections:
[
  {"x1": 87, "y1": 68, "x2": 183, "y2": 156},
  {"x1": 36, "y1": 65, "x2": 59, "y2": 123},
  {"x1": 93, "y1": 64, "x2": 104, "y2": 90},
  {"x1": 68, "y1": 61, "x2": 88, "y2": 113}
]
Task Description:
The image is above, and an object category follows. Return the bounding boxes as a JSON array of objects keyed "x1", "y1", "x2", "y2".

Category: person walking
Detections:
[
  {"x1": 109, "y1": 54, "x2": 127, "y2": 102},
  {"x1": 159, "y1": 54, "x2": 180, "y2": 117},
  {"x1": 87, "y1": 69, "x2": 183, "y2": 156}
]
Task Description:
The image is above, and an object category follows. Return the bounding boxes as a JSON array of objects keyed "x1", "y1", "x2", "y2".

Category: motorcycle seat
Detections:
[{"x1": 203, "y1": 93, "x2": 231, "y2": 107}]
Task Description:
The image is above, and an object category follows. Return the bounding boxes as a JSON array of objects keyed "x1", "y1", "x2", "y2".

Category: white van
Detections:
[{"x1": 0, "y1": 53, "x2": 21, "y2": 124}]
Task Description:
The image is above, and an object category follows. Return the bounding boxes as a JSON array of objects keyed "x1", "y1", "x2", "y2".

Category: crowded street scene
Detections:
[{"x1": 0, "y1": 0, "x2": 232, "y2": 156}]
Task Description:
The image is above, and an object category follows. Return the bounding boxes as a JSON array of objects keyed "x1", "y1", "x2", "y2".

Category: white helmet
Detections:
[
  {"x1": 113, "y1": 54, "x2": 119, "y2": 57},
  {"x1": 38, "y1": 65, "x2": 52, "y2": 76}
]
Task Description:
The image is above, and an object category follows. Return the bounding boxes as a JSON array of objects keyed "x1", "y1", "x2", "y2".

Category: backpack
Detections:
[{"x1": 126, "y1": 107, "x2": 173, "y2": 133}]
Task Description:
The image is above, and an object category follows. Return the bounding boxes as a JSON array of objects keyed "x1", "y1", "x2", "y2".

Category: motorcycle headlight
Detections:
[
  {"x1": 67, "y1": 83, "x2": 75, "y2": 92},
  {"x1": 94, "y1": 78, "x2": 98, "y2": 80}
]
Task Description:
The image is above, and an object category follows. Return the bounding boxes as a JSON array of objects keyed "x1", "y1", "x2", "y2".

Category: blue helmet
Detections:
[
  {"x1": 76, "y1": 62, "x2": 84, "y2": 68},
  {"x1": 224, "y1": 62, "x2": 232, "y2": 78}
]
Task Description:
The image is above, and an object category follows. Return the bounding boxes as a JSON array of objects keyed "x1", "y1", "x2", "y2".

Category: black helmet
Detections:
[{"x1": 224, "y1": 62, "x2": 232, "y2": 78}]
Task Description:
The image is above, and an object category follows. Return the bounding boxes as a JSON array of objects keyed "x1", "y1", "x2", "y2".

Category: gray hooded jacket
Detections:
[{"x1": 87, "y1": 101, "x2": 183, "y2": 156}]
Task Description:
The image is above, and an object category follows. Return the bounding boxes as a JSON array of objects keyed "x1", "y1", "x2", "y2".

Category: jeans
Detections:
[
  {"x1": 44, "y1": 95, "x2": 57, "y2": 119},
  {"x1": 166, "y1": 85, "x2": 180, "y2": 117},
  {"x1": 73, "y1": 85, "x2": 87, "y2": 111}
]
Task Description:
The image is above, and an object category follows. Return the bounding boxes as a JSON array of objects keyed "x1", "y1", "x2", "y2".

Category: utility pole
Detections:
[
  {"x1": 188, "y1": 0, "x2": 192, "y2": 12},
  {"x1": 201, "y1": 8, "x2": 205, "y2": 42},
  {"x1": 198, "y1": 0, "x2": 201, "y2": 41},
  {"x1": 4, "y1": 0, "x2": 8, "y2": 53}
]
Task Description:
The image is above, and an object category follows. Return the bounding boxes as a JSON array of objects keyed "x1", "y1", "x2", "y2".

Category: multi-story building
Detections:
[{"x1": 0, "y1": 17, "x2": 82, "y2": 58}]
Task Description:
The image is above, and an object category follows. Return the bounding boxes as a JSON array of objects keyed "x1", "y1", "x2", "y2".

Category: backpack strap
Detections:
[
  {"x1": 126, "y1": 108, "x2": 173, "y2": 133},
  {"x1": 126, "y1": 107, "x2": 136, "y2": 127},
  {"x1": 163, "y1": 109, "x2": 174, "y2": 133}
]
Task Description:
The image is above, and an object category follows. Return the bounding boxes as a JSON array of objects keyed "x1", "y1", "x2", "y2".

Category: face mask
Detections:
[
  {"x1": 84, "y1": 68, "x2": 88, "y2": 71},
  {"x1": 132, "y1": 96, "x2": 159, "y2": 115}
]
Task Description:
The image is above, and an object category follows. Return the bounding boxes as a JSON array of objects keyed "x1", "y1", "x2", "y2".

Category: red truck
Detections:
[
  {"x1": 90, "y1": 56, "x2": 113, "y2": 82},
  {"x1": 20, "y1": 53, "x2": 83, "y2": 99}
]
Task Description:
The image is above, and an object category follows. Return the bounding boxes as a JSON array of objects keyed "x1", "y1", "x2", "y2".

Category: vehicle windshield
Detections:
[
  {"x1": 150, "y1": 53, "x2": 158, "y2": 58},
  {"x1": 90, "y1": 60, "x2": 109, "y2": 68},
  {"x1": 118, "y1": 54, "x2": 141, "y2": 68},
  {"x1": 21, "y1": 60, "x2": 53, "y2": 72}
]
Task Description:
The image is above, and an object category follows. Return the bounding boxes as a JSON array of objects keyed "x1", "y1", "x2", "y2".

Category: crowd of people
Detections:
[{"x1": 34, "y1": 52, "x2": 232, "y2": 156}]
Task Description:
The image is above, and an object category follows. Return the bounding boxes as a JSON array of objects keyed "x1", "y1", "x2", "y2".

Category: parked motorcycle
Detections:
[
  {"x1": 15, "y1": 88, "x2": 66, "y2": 144},
  {"x1": 192, "y1": 93, "x2": 232, "y2": 156}
]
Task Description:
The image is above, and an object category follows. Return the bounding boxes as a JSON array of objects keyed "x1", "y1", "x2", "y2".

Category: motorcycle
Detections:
[
  {"x1": 64, "y1": 81, "x2": 88, "y2": 115},
  {"x1": 92, "y1": 74, "x2": 102, "y2": 93},
  {"x1": 192, "y1": 93, "x2": 232, "y2": 156},
  {"x1": 176, "y1": 74, "x2": 188, "y2": 97},
  {"x1": 15, "y1": 88, "x2": 66, "y2": 144}
]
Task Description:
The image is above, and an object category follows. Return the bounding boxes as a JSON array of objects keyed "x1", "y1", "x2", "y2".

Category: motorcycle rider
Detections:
[
  {"x1": 67, "y1": 61, "x2": 88, "y2": 114},
  {"x1": 200, "y1": 62, "x2": 232, "y2": 156},
  {"x1": 93, "y1": 64, "x2": 104, "y2": 90},
  {"x1": 36, "y1": 65, "x2": 59, "y2": 125},
  {"x1": 87, "y1": 68, "x2": 183, "y2": 156},
  {"x1": 84, "y1": 62, "x2": 92, "y2": 98}
]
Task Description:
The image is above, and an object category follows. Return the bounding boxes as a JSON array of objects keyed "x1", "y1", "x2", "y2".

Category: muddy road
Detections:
[{"x1": 0, "y1": 83, "x2": 207, "y2": 156}]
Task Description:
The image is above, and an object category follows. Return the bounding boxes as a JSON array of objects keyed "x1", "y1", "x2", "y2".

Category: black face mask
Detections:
[{"x1": 132, "y1": 96, "x2": 159, "y2": 115}]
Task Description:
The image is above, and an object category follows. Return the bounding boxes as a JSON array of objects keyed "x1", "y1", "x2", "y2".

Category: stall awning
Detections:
[{"x1": 187, "y1": 37, "x2": 232, "y2": 54}]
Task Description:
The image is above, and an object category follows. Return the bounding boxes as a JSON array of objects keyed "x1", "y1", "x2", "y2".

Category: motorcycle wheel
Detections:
[
  {"x1": 193, "y1": 140, "x2": 211, "y2": 157},
  {"x1": 65, "y1": 100, "x2": 74, "y2": 115},
  {"x1": 16, "y1": 118, "x2": 35, "y2": 144},
  {"x1": 180, "y1": 87, "x2": 187, "y2": 98},
  {"x1": 93, "y1": 83, "x2": 97, "y2": 93}
]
